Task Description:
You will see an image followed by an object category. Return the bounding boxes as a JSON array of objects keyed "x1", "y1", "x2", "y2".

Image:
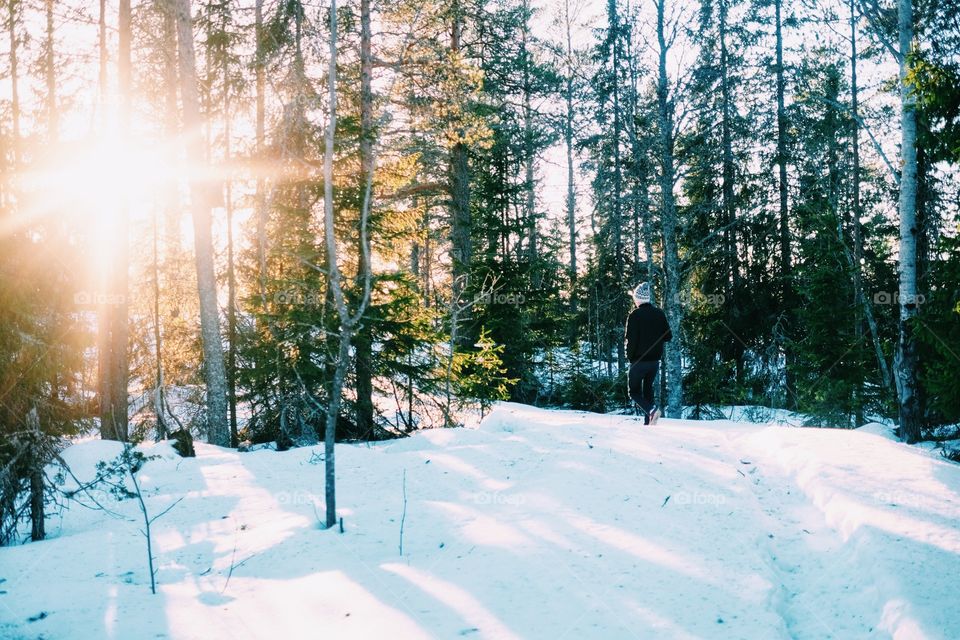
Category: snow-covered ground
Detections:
[{"x1": 2, "y1": 403, "x2": 959, "y2": 639}]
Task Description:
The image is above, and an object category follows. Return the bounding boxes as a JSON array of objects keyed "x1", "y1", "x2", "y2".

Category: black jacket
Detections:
[{"x1": 625, "y1": 303, "x2": 672, "y2": 363}]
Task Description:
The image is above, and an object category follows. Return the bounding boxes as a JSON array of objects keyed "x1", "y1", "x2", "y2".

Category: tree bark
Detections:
[
  {"x1": 719, "y1": 0, "x2": 739, "y2": 294},
  {"x1": 99, "y1": 0, "x2": 131, "y2": 442},
  {"x1": 28, "y1": 409, "x2": 44, "y2": 541},
  {"x1": 44, "y1": 0, "x2": 56, "y2": 138},
  {"x1": 223, "y1": 10, "x2": 238, "y2": 448},
  {"x1": 6, "y1": 1, "x2": 17, "y2": 162},
  {"x1": 255, "y1": 0, "x2": 268, "y2": 307},
  {"x1": 98, "y1": 0, "x2": 106, "y2": 111},
  {"x1": 894, "y1": 0, "x2": 921, "y2": 443},
  {"x1": 93, "y1": 0, "x2": 115, "y2": 441},
  {"x1": 173, "y1": 0, "x2": 230, "y2": 447},
  {"x1": 354, "y1": 0, "x2": 375, "y2": 439},
  {"x1": 847, "y1": 0, "x2": 893, "y2": 419},
  {"x1": 656, "y1": 0, "x2": 683, "y2": 418},
  {"x1": 609, "y1": 0, "x2": 626, "y2": 374},
  {"x1": 322, "y1": 0, "x2": 344, "y2": 528},
  {"x1": 774, "y1": 0, "x2": 794, "y2": 409},
  {"x1": 449, "y1": 0, "x2": 472, "y2": 329},
  {"x1": 563, "y1": 0, "x2": 577, "y2": 331},
  {"x1": 522, "y1": 0, "x2": 538, "y2": 262}
]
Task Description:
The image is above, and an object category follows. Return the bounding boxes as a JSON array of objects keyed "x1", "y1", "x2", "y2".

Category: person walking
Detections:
[{"x1": 625, "y1": 282, "x2": 672, "y2": 424}]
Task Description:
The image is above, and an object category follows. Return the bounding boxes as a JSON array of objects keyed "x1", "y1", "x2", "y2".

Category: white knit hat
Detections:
[{"x1": 632, "y1": 282, "x2": 652, "y2": 306}]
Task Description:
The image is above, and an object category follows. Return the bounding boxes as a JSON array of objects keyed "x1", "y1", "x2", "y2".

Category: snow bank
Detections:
[{"x1": 2, "y1": 404, "x2": 958, "y2": 639}]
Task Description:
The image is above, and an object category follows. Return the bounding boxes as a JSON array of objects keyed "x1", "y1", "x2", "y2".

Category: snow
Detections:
[{"x1": 2, "y1": 403, "x2": 959, "y2": 639}]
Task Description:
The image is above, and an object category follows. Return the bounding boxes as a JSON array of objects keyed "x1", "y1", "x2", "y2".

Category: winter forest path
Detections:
[{"x1": 2, "y1": 403, "x2": 959, "y2": 639}]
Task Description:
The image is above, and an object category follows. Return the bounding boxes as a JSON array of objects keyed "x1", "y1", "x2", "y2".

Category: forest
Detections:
[{"x1": 0, "y1": 0, "x2": 958, "y2": 541}]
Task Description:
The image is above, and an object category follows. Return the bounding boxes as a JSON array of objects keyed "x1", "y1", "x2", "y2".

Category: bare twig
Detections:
[{"x1": 399, "y1": 468, "x2": 407, "y2": 556}]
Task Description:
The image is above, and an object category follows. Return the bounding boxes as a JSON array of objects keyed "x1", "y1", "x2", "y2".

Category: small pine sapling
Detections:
[{"x1": 85, "y1": 445, "x2": 182, "y2": 594}]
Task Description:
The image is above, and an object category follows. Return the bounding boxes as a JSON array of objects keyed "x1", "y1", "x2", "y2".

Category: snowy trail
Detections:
[{"x1": 2, "y1": 403, "x2": 959, "y2": 639}]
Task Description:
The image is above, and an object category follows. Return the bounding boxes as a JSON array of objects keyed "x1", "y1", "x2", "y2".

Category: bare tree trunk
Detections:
[
  {"x1": 719, "y1": 0, "x2": 739, "y2": 295},
  {"x1": 44, "y1": 0, "x2": 56, "y2": 139},
  {"x1": 563, "y1": 0, "x2": 577, "y2": 331},
  {"x1": 850, "y1": 0, "x2": 863, "y2": 423},
  {"x1": 622, "y1": 14, "x2": 655, "y2": 288},
  {"x1": 255, "y1": 0, "x2": 268, "y2": 307},
  {"x1": 609, "y1": 0, "x2": 626, "y2": 374},
  {"x1": 99, "y1": 0, "x2": 131, "y2": 442},
  {"x1": 114, "y1": 0, "x2": 131, "y2": 440},
  {"x1": 152, "y1": 204, "x2": 167, "y2": 439},
  {"x1": 894, "y1": 0, "x2": 921, "y2": 443},
  {"x1": 161, "y1": 0, "x2": 181, "y2": 248},
  {"x1": 847, "y1": 0, "x2": 891, "y2": 420},
  {"x1": 719, "y1": 0, "x2": 746, "y2": 383},
  {"x1": 522, "y1": 0, "x2": 537, "y2": 262},
  {"x1": 656, "y1": 0, "x2": 683, "y2": 418},
  {"x1": 27, "y1": 409, "x2": 44, "y2": 541},
  {"x1": 173, "y1": 0, "x2": 230, "y2": 447},
  {"x1": 840, "y1": 3, "x2": 896, "y2": 414},
  {"x1": 223, "y1": 13, "x2": 238, "y2": 448},
  {"x1": 449, "y1": 0, "x2": 472, "y2": 342},
  {"x1": 774, "y1": 0, "x2": 794, "y2": 408},
  {"x1": 99, "y1": 0, "x2": 106, "y2": 112},
  {"x1": 354, "y1": 0, "x2": 375, "y2": 439},
  {"x1": 322, "y1": 0, "x2": 345, "y2": 529},
  {"x1": 94, "y1": 0, "x2": 115, "y2": 441},
  {"x1": 6, "y1": 0, "x2": 19, "y2": 169}
]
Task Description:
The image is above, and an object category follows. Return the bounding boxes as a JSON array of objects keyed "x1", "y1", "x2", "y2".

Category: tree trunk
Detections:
[
  {"x1": 114, "y1": 0, "x2": 131, "y2": 440},
  {"x1": 354, "y1": 0, "x2": 375, "y2": 439},
  {"x1": 223, "y1": 17, "x2": 238, "y2": 448},
  {"x1": 27, "y1": 409, "x2": 44, "y2": 542},
  {"x1": 895, "y1": 0, "x2": 921, "y2": 443},
  {"x1": 254, "y1": 0, "x2": 268, "y2": 307},
  {"x1": 850, "y1": 0, "x2": 863, "y2": 421},
  {"x1": 843, "y1": 0, "x2": 892, "y2": 401},
  {"x1": 7, "y1": 0, "x2": 19, "y2": 167},
  {"x1": 152, "y1": 204, "x2": 168, "y2": 439},
  {"x1": 94, "y1": 0, "x2": 114, "y2": 441},
  {"x1": 656, "y1": 0, "x2": 683, "y2": 418},
  {"x1": 522, "y1": 0, "x2": 538, "y2": 263},
  {"x1": 160, "y1": 0, "x2": 181, "y2": 249},
  {"x1": 774, "y1": 0, "x2": 794, "y2": 409},
  {"x1": 449, "y1": 0, "x2": 472, "y2": 330},
  {"x1": 99, "y1": 0, "x2": 131, "y2": 442},
  {"x1": 44, "y1": 0, "x2": 56, "y2": 138},
  {"x1": 173, "y1": 0, "x2": 230, "y2": 447},
  {"x1": 719, "y1": 0, "x2": 739, "y2": 294},
  {"x1": 322, "y1": 0, "x2": 344, "y2": 528},
  {"x1": 99, "y1": 0, "x2": 106, "y2": 110},
  {"x1": 563, "y1": 0, "x2": 577, "y2": 333},
  {"x1": 609, "y1": 0, "x2": 626, "y2": 374}
]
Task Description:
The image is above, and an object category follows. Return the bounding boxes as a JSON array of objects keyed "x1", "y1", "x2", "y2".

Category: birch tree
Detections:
[
  {"x1": 893, "y1": 0, "x2": 921, "y2": 443},
  {"x1": 858, "y1": 0, "x2": 922, "y2": 442}
]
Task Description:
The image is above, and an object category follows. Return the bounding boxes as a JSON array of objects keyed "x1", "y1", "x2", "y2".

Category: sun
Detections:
[{"x1": 13, "y1": 129, "x2": 177, "y2": 275}]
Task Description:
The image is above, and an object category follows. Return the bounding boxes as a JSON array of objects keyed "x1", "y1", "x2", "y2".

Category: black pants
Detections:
[{"x1": 628, "y1": 360, "x2": 659, "y2": 413}]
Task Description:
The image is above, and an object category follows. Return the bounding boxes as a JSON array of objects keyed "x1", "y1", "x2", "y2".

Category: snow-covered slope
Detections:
[{"x1": 2, "y1": 403, "x2": 959, "y2": 639}]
